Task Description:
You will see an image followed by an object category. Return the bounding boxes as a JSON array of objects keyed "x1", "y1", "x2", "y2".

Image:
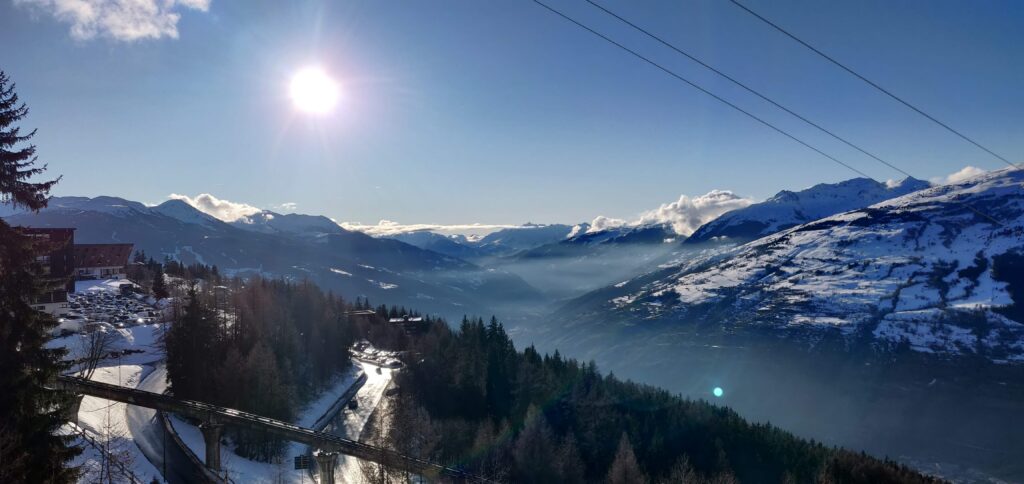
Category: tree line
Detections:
[
  {"x1": 161, "y1": 275, "x2": 364, "y2": 459},
  {"x1": 376, "y1": 316, "x2": 940, "y2": 483}
]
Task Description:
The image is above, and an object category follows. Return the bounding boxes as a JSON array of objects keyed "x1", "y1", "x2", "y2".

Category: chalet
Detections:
[
  {"x1": 74, "y1": 243, "x2": 134, "y2": 280},
  {"x1": 21, "y1": 227, "x2": 76, "y2": 316},
  {"x1": 387, "y1": 315, "x2": 427, "y2": 334},
  {"x1": 388, "y1": 316, "x2": 424, "y2": 324}
]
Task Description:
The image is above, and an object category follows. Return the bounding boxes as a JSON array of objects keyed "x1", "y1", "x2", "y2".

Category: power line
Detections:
[
  {"x1": 585, "y1": 0, "x2": 915, "y2": 181},
  {"x1": 583, "y1": 0, "x2": 1004, "y2": 226},
  {"x1": 727, "y1": 0, "x2": 1020, "y2": 170},
  {"x1": 530, "y1": 0, "x2": 873, "y2": 180},
  {"x1": 530, "y1": 0, "x2": 1005, "y2": 227}
]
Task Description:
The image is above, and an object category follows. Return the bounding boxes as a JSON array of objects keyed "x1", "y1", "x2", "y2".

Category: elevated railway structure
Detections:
[{"x1": 56, "y1": 375, "x2": 483, "y2": 483}]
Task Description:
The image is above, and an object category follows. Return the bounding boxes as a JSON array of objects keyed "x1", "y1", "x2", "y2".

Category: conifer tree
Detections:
[
  {"x1": 0, "y1": 70, "x2": 79, "y2": 482},
  {"x1": 151, "y1": 264, "x2": 168, "y2": 300}
]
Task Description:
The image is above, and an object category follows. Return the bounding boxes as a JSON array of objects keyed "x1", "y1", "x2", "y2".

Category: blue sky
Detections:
[{"x1": 2, "y1": 0, "x2": 1022, "y2": 228}]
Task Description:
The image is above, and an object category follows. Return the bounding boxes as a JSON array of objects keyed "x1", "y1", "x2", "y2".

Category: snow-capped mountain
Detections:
[
  {"x1": 470, "y1": 223, "x2": 576, "y2": 256},
  {"x1": 151, "y1": 199, "x2": 224, "y2": 227},
  {"x1": 388, "y1": 231, "x2": 487, "y2": 260},
  {"x1": 561, "y1": 222, "x2": 679, "y2": 247},
  {"x1": 231, "y1": 210, "x2": 345, "y2": 238},
  {"x1": 386, "y1": 223, "x2": 576, "y2": 260},
  {"x1": 557, "y1": 168, "x2": 1024, "y2": 361},
  {"x1": 686, "y1": 177, "x2": 932, "y2": 244}
]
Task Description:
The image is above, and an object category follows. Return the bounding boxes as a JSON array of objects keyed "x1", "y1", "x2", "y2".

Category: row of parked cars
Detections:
[{"x1": 55, "y1": 286, "x2": 162, "y2": 336}]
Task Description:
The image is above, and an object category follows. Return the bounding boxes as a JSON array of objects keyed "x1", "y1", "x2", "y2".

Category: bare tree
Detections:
[
  {"x1": 90, "y1": 404, "x2": 137, "y2": 484},
  {"x1": 606, "y1": 433, "x2": 648, "y2": 484},
  {"x1": 79, "y1": 330, "x2": 117, "y2": 380},
  {"x1": 359, "y1": 392, "x2": 403, "y2": 484},
  {"x1": 386, "y1": 395, "x2": 439, "y2": 483}
]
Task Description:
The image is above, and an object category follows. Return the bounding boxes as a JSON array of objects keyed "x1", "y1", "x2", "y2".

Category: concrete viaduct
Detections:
[{"x1": 56, "y1": 375, "x2": 483, "y2": 483}]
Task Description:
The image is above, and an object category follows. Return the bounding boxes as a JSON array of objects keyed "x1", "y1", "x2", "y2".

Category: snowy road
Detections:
[{"x1": 330, "y1": 360, "x2": 394, "y2": 484}]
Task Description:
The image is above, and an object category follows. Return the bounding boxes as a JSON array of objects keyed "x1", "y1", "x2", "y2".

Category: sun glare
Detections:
[{"x1": 289, "y1": 67, "x2": 339, "y2": 115}]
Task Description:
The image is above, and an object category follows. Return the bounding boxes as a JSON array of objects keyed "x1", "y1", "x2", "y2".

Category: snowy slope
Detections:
[
  {"x1": 686, "y1": 177, "x2": 931, "y2": 244},
  {"x1": 571, "y1": 168, "x2": 1024, "y2": 361}
]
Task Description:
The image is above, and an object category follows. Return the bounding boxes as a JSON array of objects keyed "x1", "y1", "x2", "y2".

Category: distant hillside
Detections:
[{"x1": 4, "y1": 196, "x2": 543, "y2": 321}]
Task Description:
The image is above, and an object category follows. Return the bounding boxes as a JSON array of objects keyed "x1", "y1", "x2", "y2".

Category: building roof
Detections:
[
  {"x1": 20, "y1": 227, "x2": 75, "y2": 243},
  {"x1": 74, "y1": 244, "x2": 134, "y2": 268}
]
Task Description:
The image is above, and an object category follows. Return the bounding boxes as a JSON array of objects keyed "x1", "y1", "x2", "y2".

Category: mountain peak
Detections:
[
  {"x1": 152, "y1": 199, "x2": 224, "y2": 226},
  {"x1": 232, "y1": 210, "x2": 345, "y2": 237}
]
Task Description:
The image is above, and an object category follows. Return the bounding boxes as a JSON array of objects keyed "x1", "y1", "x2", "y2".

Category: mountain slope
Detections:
[
  {"x1": 559, "y1": 168, "x2": 1024, "y2": 361},
  {"x1": 686, "y1": 177, "x2": 931, "y2": 244}
]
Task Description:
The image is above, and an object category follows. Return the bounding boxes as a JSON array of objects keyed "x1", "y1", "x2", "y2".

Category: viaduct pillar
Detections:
[
  {"x1": 315, "y1": 450, "x2": 339, "y2": 484},
  {"x1": 64, "y1": 394, "x2": 85, "y2": 423},
  {"x1": 199, "y1": 422, "x2": 224, "y2": 471}
]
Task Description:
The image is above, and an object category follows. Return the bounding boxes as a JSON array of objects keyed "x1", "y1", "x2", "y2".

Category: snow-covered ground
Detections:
[
  {"x1": 47, "y1": 321, "x2": 172, "y2": 483},
  {"x1": 66, "y1": 364, "x2": 164, "y2": 483},
  {"x1": 166, "y1": 361, "x2": 388, "y2": 483}
]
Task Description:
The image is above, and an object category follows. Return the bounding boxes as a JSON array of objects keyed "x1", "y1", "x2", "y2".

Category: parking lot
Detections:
[
  {"x1": 54, "y1": 280, "x2": 163, "y2": 336},
  {"x1": 351, "y1": 340, "x2": 404, "y2": 368}
]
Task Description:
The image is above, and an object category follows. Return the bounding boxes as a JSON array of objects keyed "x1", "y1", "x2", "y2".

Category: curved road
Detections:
[{"x1": 125, "y1": 364, "x2": 204, "y2": 484}]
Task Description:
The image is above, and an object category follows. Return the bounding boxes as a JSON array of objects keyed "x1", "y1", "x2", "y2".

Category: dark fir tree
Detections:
[
  {"x1": 0, "y1": 70, "x2": 79, "y2": 482},
  {"x1": 151, "y1": 264, "x2": 169, "y2": 300},
  {"x1": 163, "y1": 284, "x2": 219, "y2": 399}
]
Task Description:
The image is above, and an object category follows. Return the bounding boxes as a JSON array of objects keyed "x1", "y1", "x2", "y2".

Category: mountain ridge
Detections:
[{"x1": 686, "y1": 176, "x2": 932, "y2": 244}]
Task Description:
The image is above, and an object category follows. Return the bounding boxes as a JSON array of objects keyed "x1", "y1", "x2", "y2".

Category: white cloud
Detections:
[
  {"x1": 339, "y1": 220, "x2": 526, "y2": 237},
  {"x1": 634, "y1": 190, "x2": 754, "y2": 236},
  {"x1": 586, "y1": 215, "x2": 628, "y2": 233},
  {"x1": 930, "y1": 165, "x2": 988, "y2": 185},
  {"x1": 275, "y1": 202, "x2": 298, "y2": 212},
  {"x1": 168, "y1": 193, "x2": 261, "y2": 222},
  {"x1": 582, "y1": 190, "x2": 753, "y2": 237},
  {"x1": 15, "y1": 0, "x2": 210, "y2": 41}
]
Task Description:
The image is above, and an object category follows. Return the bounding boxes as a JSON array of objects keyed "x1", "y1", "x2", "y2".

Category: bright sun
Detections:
[{"x1": 289, "y1": 67, "x2": 339, "y2": 115}]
